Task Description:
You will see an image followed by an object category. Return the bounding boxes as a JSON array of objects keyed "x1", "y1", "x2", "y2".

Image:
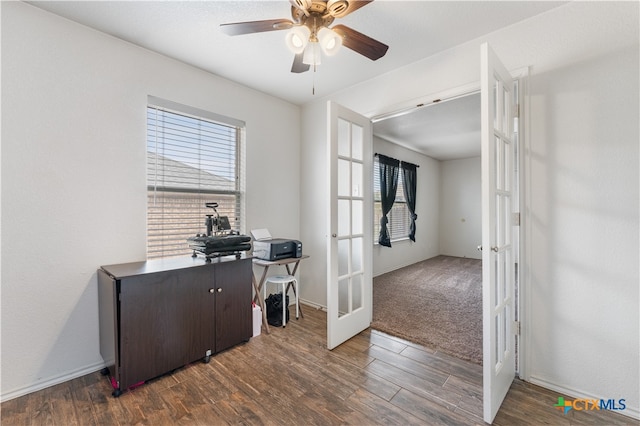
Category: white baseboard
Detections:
[
  {"x1": 528, "y1": 375, "x2": 640, "y2": 421},
  {"x1": 300, "y1": 299, "x2": 326, "y2": 311},
  {"x1": 0, "y1": 361, "x2": 106, "y2": 403},
  {"x1": 373, "y1": 258, "x2": 426, "y2": 277}
]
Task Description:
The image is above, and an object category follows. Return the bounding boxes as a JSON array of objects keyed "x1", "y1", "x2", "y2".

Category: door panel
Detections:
[
  {"x1": 481, "y1": 43, "x2": 516, "y2": 424},
  {"x1": 214, "y1": 258, "x2": 252, "y2": 353},
  {"x1": 327, "y1": 102, "x2": 372, "y2": 349}
]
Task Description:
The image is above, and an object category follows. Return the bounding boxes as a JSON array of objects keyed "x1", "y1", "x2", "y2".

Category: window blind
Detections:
[{"x1": 146, "y1": 100, "x2": 244, "y2": 259}]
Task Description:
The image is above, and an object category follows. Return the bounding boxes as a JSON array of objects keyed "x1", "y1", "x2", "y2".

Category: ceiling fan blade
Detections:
[
  {"x1": 291, "y1": 53, "x2": 310, "y2": 73},
  {"x1": 220, "y1": 19, "x2": 294, "y2": 36},
  {"x1": 331, "y1": 24, "x2": 388, "y2": 61},
  {"x1": 329, "y1": 0, "x2": 373, "y2": 18}
]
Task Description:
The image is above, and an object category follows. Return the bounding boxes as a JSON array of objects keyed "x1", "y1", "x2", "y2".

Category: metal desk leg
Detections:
[
  {"x1": 252, "y1": 271, "x2": 270, "y2": 334},
  {"x1": 253, "y1": 266, "x2": 269, "y2": 304},
  {"x1": 285, "y1": 261, "x2": 304, "y2": 318}
]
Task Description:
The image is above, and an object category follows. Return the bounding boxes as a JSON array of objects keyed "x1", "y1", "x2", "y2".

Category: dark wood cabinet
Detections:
[
  {"x1": 214, "y1": 259, "x2": 253, "y2": 352},
  {"x1": 98, "y1": 256, "x2": 252, "y2": 396}
]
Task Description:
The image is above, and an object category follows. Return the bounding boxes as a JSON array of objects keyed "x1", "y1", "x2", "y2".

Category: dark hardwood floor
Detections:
[{"x1": 1, "y1": 306, "x2": 636, "y2": 425}]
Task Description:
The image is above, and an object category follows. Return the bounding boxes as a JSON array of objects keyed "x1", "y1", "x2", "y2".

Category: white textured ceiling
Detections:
[
  {"x1": 27, "y1": 0, "x2": 565, "y2": 160},
  {"x1": 374, "y1": 92, "x2": 481, "y2": 161},
  {"x1": 28, "y1": 0, "x2": 565, "y2": 105}
]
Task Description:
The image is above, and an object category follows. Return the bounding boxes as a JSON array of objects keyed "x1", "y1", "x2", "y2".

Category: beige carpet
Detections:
[{"x1": 372, "y1": 255, "x2": 482, "y2": 364}]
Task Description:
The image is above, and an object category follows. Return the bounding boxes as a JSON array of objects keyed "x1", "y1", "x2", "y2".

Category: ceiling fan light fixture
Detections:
[
  {"x1": 318, "y1": 27, "x2": 342, "y2": 56},
  {"x1": 289, "y1": 0, "x2": 313, "y2": 12},
  {"x1": 302, "y1": 42, "x2": 322, "y2": 66},
  {"x1": 285, "y1": 25, "x2": 310, "y2": 54},
  {"x1": 327, "y1": 0, "x2": 350, "y2": 17}
]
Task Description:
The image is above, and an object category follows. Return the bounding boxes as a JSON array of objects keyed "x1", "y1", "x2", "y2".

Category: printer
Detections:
[{"x1": 251, "y1": 229, "x2": 302, "y2": 261}]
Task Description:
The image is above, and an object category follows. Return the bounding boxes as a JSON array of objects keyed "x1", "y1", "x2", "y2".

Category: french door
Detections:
[
  {"x1": 326, "y1": 101, "x2": 373, "y2": 350},
  {"x1": 481, "y1": 43, "x2": 517, "y2": 424}
]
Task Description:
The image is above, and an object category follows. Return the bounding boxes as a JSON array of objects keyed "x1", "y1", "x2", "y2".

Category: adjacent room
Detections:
[{"x1": 370, "y1": 92, "x2": 486, "y2": 365}]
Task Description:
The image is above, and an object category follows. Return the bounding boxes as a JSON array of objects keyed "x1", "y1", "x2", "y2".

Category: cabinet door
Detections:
[
  {"x1": 214, "y1": 258, "x2": 252, "y2": 352},
  {"x1": 119, "y1": 266, "x2": 215, "y2": 389}
]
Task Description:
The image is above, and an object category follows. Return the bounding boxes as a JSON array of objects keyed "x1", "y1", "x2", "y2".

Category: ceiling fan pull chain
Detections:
[{"x1": 312, "y1": 64, "x2": 316, "y2": 95}]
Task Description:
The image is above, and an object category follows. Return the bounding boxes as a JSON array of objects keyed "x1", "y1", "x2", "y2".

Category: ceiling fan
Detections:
[{"x1": 220, "y1": 0, "x2": 389, "y2": 73}]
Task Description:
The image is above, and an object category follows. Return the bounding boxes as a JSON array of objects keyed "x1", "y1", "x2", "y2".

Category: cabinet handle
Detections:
[
  {"x1": 209, "y1": 288, "x2": 215, "y2": 294},
  {"x1": 217, "y1": 288, "x2": 223, "y2": 293}
]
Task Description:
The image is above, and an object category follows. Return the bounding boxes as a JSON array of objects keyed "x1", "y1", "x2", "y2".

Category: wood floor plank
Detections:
[
  {"x1": 71, "y1": 374, "x2": 105, "y2": 425},
  {"x1": 122, "y1": 388, "x2": 160, "y2": 424},
  {"x1": 222, "y1": 390, "x2": 280, "y2": 426},
  {"x1": 0, "y1": 394, "x2": 29, "y2": 425},
  {"x1": 296, "y1": 385, "x2": 355, "y2": 425},
  {"x1": 230, "y1": 339, "x2": 329, "y2": 398},
  {"x1": 229, "y1": 352, "x2": 313, "y2": 402},
  {"x1": 366, "y1": 344, "x2": 451, "y2": 386},
  {"x1": 214, "y1": 343, "x2": 337, "y2": 425},
  {"x1": 327, "y1": 340, "x2": 376, "y2": 369},
  {"x1": 47, "y1": 380, "x2": 81, "y2": 426},
  {"x1": 370, "y1": 329, "x2": 437, "y2": 353},
  {"x1": 366, "y1": 329, "x2": 411, "y2": 354},
  {"x1": 296, "y1": 342, "x2": 401, "y2": 401},
  {"x1": 400, "y1": 345, "x2": 482, "y2": 386},
  {"x1": 2, "y1": 307, "x2": 636, "y2": 426},
  {"x1": 443, "y1": 375, "x2": 482, "y2": 419},
  {"x1": 345, "y1": 388, "x2": 424, "y2": 425},
  {"x1": 83, "y1": 375, "x2": 127, "y2": 425},
  {"x1": 365, "y1": 359, "x2": 463, "y2": 410},
  {"x1": 209, "y1": 393, "x2": 252, "y2": 426},
  {"x1": 29, "y1": 385, "x2": 55, "y2": 425},
  {"x1": 390, "y1": 388, "x2": 484, "y2": 426}
]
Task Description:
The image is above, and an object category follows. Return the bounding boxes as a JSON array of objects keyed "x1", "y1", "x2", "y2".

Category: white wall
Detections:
[
  {"x1": 439, "y1": 157, "x2": 481, "y2": 259},
  {"x1": 1, "y1": 2, "x2": 300, "y2": 400},
  {"x1": 300, "y1": 1, "x2": 639, "y2": 417},
  {"x1": 372, "y1": 137, "x2": 440, "y2": 277},
  {"x1": 524, "y1": 44, "x2": 639, "y2": 413},
  {"x1": 297, "y1": 100, "x2": 334, "y2": 307}
]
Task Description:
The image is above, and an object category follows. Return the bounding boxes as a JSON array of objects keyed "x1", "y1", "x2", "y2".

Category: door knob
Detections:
[
  {"x1": 477, "y1": 245, "x2": 482, "y2": 251},
  {"x1": 209, "y1": 288, "x2": 215, "y2": 293},
  {"x1": 217, "y1": 288, "x2": 223, "y2": 293},
  {"x1": 491, "y1": 246, "x2": 499, "y2": 252}
]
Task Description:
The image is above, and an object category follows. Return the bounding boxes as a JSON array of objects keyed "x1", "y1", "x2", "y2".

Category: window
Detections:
[
  {"x1": 146, "y1": 97, "x2": 245, "y2": 259},
  {"x1": 373, "y1": 158, "x2": 410, "y2": 242}
]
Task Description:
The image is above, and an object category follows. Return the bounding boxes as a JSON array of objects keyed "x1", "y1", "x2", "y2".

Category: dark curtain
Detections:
[
  {"x1": 377, "y1": 154, "x2": 400, "y2": 247},
  {"x1": 401, "y1": 161, "x2": 418, "y2": 241}
]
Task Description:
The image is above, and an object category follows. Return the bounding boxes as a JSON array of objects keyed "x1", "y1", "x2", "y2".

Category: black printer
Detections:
[{"x1": 253, "y1": 238, "x2": 302, "y2": 261}]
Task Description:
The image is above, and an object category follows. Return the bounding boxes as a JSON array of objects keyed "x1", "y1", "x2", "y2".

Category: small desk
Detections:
[{"x1": 252, "y1": 255, "x2": 309, "y2": 334}]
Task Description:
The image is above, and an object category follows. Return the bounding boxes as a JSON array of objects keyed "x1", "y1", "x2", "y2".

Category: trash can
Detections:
[{"x1": 252, "y1": 303, "x2": 262, "y2": 337}]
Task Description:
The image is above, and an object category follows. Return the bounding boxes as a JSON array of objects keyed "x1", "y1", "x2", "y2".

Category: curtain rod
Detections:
[{"x1": 374, "y1": 153, "x2": 420, "y2": 167}]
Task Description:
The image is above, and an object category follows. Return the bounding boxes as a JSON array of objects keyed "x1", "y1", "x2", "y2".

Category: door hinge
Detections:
[
  {"x1": 512, "y1": 212, "x2": 520, "y2": 226},
  {"x1": 512, "y1": 104, "x2": 520, "y2": 118},
  {"x1": 513, "y1": 320, "x2": 521, "y2": 336}
]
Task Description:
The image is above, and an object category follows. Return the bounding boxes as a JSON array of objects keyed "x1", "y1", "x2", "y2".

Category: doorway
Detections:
[
  {"x1": 370, "y1": 91, "x2": 485, "y2": 364},
  {"x1": 327, "y1": 45, "x2": 525, "y2": 424},
  {"x1": 368, "y1": 80, "x2": 521, "y2": 369}
]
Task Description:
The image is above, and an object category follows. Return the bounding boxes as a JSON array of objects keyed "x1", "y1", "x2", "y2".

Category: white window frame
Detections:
[{"x1": 146, "y1": 96, "x2": 245, "y2": 259}]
